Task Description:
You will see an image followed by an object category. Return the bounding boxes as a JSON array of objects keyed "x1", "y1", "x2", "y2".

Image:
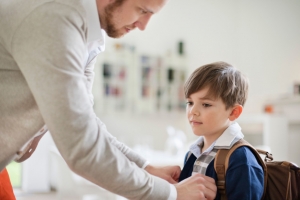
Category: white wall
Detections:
[{"x1": 106, "y1": 0, "x2": 300, "y2": 113}]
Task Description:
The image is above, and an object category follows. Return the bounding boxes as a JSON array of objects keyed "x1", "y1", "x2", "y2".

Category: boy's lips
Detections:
[{"x1": 190, "y1": 120, "x2": 203, "y2": 126}]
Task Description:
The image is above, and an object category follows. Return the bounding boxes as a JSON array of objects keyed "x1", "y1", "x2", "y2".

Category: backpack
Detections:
[{"x1": 214, "y1": 139, "x2": 300, "y2": 200}]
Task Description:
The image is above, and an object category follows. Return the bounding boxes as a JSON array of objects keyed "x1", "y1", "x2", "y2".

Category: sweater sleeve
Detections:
[
  {"x1": 97, "y1": 118, "x2": 148, "y2": 168},
  {"x1": 11, "y1": 2, "x2": 169, "y2": 199}
]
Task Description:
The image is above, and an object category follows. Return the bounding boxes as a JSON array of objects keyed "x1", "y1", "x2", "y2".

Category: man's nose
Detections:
[{"x1": 134, "y1": 15, "x2": 151, "y2": 31}]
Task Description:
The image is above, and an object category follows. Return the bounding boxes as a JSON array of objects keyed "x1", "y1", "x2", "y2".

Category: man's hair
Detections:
[{"x1": 184, "y1": 61, "x2": 249, "y2": 109}]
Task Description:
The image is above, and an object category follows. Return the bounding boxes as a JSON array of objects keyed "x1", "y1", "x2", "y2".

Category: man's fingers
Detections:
[
  {"x1": 168, "y1": 177, "x2": 177, "y2": 184},
  {"x1": 197, "y1": 174, "x2": 217, "y2": 194},
  {"x1": 192, "y1": 173, "x2": 215, "y2": 183},
  {"x1": 175, "y1": 174, "x2": 217, "y2": 200},
  {"x1": 189, "y1": 174, "x2": 217, "y2": 200}
]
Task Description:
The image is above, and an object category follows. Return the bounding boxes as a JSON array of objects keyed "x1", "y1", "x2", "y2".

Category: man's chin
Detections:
[
  {"x1": 113, "y1": 34, "x2": 125, "y2": 39},
  {"x1": 105, "y1": 30, "x2": 126, "y2": 38}
]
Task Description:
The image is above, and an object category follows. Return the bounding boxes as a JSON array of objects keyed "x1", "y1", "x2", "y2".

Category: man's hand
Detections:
[
  {"x1": 144, "y1": 165, "x2": 181, "y2": 184},
  {"x1": 175, "y1": 174, "x2": 217, "y2": 200}
]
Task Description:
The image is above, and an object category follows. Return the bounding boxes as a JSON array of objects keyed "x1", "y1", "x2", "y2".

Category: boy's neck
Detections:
[
  {"x1": 201, "y1": 123, "x2": 232, "y2": 152},
  {"x1": 202, "y1": 138, "x2": 216, "y2": 152}
]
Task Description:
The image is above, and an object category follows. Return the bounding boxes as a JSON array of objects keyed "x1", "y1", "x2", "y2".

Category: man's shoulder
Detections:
[{"x1": 54, "y1": 0, "x2": 86, "y2": 14}]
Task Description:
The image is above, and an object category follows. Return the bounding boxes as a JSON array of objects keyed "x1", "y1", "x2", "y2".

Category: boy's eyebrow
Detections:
[
  {"x1": 199, "y1": 95, "x2": 215, "y2": 101},
  {"x1": 186, "y1": 95, "x2": 215, "y2": 101},
  {"x1": 199, "y1": 97, "x2": 214, "y2": 101}
]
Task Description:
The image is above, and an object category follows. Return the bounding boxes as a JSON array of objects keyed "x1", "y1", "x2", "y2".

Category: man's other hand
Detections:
[{"x1": 145, "y1": 165, "x2": 181, "y2": 184}]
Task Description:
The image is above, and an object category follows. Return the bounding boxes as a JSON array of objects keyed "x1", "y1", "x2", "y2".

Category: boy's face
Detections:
[{"x1": 186, "y1": 87, "x2": 234, "y2": 140}]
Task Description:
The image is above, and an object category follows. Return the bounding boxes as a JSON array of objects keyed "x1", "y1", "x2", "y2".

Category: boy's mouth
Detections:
[{"x1": 190, "y1": 120, "x2": 203, "y2": 126}]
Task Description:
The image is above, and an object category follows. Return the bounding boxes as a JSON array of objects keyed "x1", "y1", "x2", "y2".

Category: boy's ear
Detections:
[{"x1": 228, "y1": 104, "x2": 243, "y2": 121}]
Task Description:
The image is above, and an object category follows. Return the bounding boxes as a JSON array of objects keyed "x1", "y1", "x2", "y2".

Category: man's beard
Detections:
[{"x1": 104, "y1": 0, "x2": 126, "y2": 38}]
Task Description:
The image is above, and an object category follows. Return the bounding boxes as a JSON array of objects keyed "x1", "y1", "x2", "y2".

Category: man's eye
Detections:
[
  {"x1": 140, "y1": 9, "x2": 147, "y2": 14},
  {"x1": 203, "y1": 103, "x2": 211, "y2": 107}
]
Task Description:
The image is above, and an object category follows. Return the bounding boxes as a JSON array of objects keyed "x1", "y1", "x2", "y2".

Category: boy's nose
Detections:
[{"x1": 189, "y1": 106, "x2": 200, "y2": 116}]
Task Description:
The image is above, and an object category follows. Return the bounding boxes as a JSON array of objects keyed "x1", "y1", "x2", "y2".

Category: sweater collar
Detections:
[{"x1": 83, "y1": 0, "x2": 105, "y2": 46}]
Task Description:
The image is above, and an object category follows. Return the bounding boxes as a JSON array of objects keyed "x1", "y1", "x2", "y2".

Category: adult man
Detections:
[{"x1": 0, "y1": 0, "x2": 217, "y2": 199}]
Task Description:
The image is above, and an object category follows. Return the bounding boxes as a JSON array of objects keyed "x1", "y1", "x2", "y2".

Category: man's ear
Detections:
[{"x1": 228, "y1": 104, "x2": 243, "y2": 121}]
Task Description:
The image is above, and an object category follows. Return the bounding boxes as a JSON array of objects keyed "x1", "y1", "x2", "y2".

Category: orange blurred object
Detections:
[
  {"x1": 264, "y1": 104, "x2": 274, "y2": 113},
  {"x1": 0, "y1": 168, "x2": 16, "y2": 200}
]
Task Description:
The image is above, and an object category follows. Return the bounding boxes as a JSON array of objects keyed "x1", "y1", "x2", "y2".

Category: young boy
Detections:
[{"x1": 179, "y1": 62, "x2": 264, "y2": 199}]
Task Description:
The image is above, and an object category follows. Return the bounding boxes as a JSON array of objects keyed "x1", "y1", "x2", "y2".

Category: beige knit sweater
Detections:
[{"x1": 0, "y1": 0, "x2": 170, "y2": 199}]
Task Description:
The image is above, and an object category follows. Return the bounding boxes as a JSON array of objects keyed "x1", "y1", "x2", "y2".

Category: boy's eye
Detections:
[
  {"x1": 186, "y1": 101, "x2": 193, "y2": 106},
  {"x1": 203, "y1": 103, "x2": 211, "y2": 107}
]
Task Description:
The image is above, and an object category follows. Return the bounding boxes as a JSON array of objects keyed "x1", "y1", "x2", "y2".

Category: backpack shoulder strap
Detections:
[{"x1": 214, "y1": 139, "x2": 267, "y2": 200}]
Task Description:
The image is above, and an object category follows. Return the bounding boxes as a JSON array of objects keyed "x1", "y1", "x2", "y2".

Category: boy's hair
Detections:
[{"x1": 184, "y1": 61, "x2": 249, "y2": 109}]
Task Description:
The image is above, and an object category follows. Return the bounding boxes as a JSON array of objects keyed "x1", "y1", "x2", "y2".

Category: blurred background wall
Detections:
[{"x1": 108, "y1": 0, "x2": 300, "y2": 114}]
